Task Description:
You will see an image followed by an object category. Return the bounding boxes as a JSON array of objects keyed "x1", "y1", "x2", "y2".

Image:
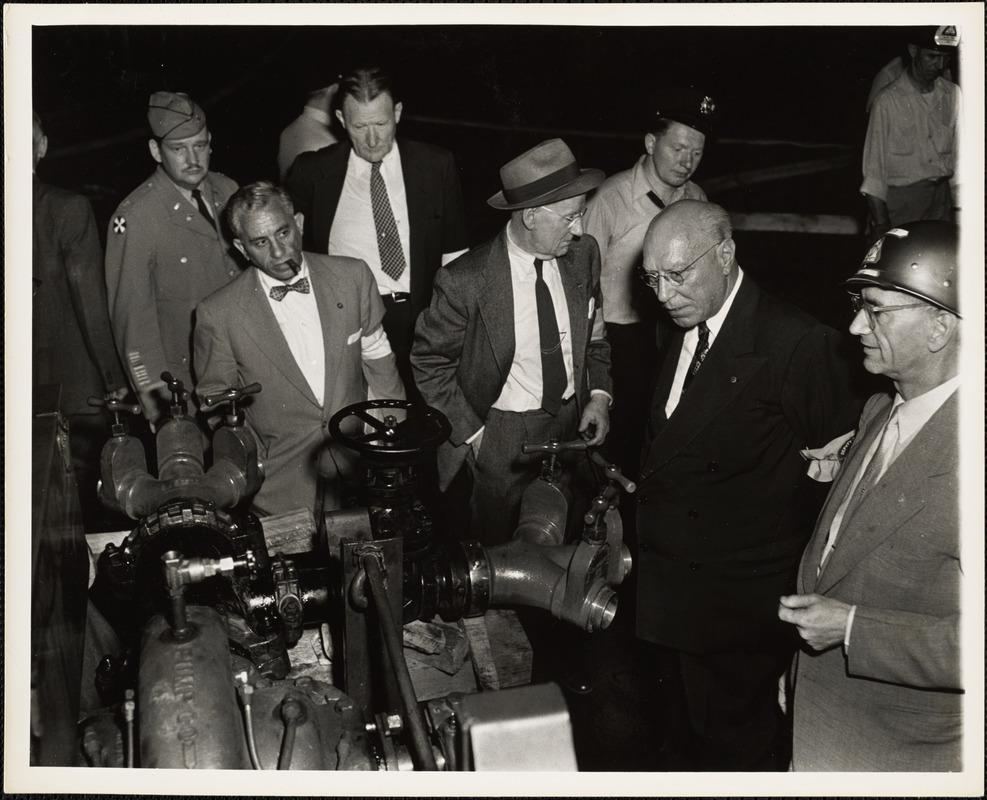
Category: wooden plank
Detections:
[
  {"x1": 462, "y1": 609, "x2": 532, "y2": 691},
  {"x1": 403, "y1": 619, "x2": 470, "y2": 675}
]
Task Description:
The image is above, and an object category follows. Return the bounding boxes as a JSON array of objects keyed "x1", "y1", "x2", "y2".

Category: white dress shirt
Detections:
[
  {"x1": 328, "y1": 145, "x2": 411, "y2": 295},
  {"x1": 491, "y1": 223, "x2": 576, "y2": 412},
  {"x1": 665, "y1": 268, "x2": 745, "y2": 419}
]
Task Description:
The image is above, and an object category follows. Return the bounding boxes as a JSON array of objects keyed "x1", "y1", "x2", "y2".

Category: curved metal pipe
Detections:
[{"x1": 483, "y1": 539, "x2": 572, "y2": 610}]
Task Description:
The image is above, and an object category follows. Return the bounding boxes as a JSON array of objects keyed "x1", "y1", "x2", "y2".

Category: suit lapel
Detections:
[
  {"x1": 310, "y1": 256, "x2": 343, "y2": 419},
  {"x1": 641, "y1": 278, "x2": 765, "y2": 476},
  {"x1": 159, "y1": 168, "x2": 221, "y2": 241},
  {"x1": 315, "y1": 143, "x2": 350, "y2": 252},
  {"x1": 558, "y1": 246, "x2": 588, "y2": 381},
  {"x1": 398, "y1": 140, "x2": 427, "y2": 303},
  {"x1": 476, "y1": 230, "x2": 516, "y2": 383},
  {"x1": 816, "y1": 392, "x2": 958, "y2": 593},
  {"x1": 237, "y1": 269, "x2": 321, "y2": 407}
]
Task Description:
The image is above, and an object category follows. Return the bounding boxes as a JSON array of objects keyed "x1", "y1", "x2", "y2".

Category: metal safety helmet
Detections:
[{"x1": 845, "y1": 220, "x2": 960, "y2": 318}]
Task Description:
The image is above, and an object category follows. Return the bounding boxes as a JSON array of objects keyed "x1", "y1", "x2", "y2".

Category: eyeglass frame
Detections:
[
  {"x1": 537, "y1": 205, "x2": 587, "y2": 230},
  {"x1": 639, "y1": 239, "x2": 724, "y2": 288},
  {"x1": 849, "y1": 294, "x2": 929, "y2": 327}
]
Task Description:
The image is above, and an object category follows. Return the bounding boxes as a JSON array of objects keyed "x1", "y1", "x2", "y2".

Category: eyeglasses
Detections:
[
  {"x1": 538, "y1": 206, "x2": 587, "y2": 230},
  {"x1": 850, "y1": 295, "x2": 928, "y2": 327},
  {"x1": 639, "y1": 239, "x2": 723, "y2": 288}
]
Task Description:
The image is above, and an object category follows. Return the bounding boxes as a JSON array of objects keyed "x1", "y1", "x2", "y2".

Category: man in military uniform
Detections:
[{"x1": 105, "y1": 91, "x2": 240, "y2": 425}]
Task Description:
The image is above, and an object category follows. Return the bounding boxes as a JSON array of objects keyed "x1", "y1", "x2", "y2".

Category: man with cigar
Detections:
[
  {"x1": 105, "y1": 91, "x2": 240, "y2": 424},
  {"x1": 194, "y1": 182, "x2": 404, "y2": 519},
  {"x1": 412, "y1": 139, "x2": 612, "y2": 545}
]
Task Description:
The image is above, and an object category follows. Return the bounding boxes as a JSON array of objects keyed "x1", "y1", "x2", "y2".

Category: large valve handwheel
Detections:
[{"x1": 327, "y1": 400, "x2": 451, "y2": 461}]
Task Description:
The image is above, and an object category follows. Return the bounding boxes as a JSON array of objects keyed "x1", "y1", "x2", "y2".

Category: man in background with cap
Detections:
[
  {"x1": 412, "y1": 139, "x2": 611, "y2": 546},
  {"x1": 194, "y1": 182, "x2": 404, "y2": 519},
  {"x1": 636, "y1": 200, "x2": 863, "y2": 770},
  {"x1": 779, "y1": 220, "x2": 962, "y2": 771},
  {"x1": 285, "y1": 65, "x2": 468, "y2": 404},
  {"x1": 861, "y1": 25, "x2": 961, "y2": 241},
  {"x1": 277, "y1": 80, "x2": 340, "y2": 181},
  {"x1": 583, "y1": 88, "x2": 713, "y2": 484},
  {"x1": 105, "y1": 91, "x2": 240, "y2": 425}
]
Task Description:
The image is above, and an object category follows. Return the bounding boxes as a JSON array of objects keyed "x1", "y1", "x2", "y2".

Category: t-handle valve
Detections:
[
  {"x1": 88, "y1": 396, "x2": 142, "y2": 436},
  {"x1": 160, "y1": 372, "x2": 191, "y2": 417},
  {"x1": 202, "y1": 382, "x2": 262, "y2": 426}
]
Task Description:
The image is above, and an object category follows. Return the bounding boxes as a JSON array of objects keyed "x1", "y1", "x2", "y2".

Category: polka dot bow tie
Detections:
[{"x1": 269, "y1": 276, "x2": 310, "y2": 301}]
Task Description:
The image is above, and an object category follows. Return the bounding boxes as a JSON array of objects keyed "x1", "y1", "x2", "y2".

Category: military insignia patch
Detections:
[{"x1": 113, "y1": 216, "x2": 127, "y2": 234}]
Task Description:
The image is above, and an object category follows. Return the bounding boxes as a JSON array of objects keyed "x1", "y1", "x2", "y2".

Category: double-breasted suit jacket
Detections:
[
  {"x1": 636, "y1": 276, "x2": 862, "y2": 654},
  {"x1": 34, "y1": 175, "x2": 126, "y2": 415},
  {"x1": 792, "y1": 391, "x2": 961, "y2": 772},
  {"x1": 193, "y1": 253, "x2": 405, "y2": 518},
  {"x1": 284, "y1": 139, "x2": 468, "y2": 321},
  {"x1": 411, "y1": 229, "x2": 612, "y2": 491},
  {"x1": 105, "y1": 166, "x2": 240, "y2": 417}
]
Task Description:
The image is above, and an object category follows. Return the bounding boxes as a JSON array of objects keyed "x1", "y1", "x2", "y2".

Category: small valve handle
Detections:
[
  {"x1": 587, "y1": 450, "x2": 636, "y2": 494},
  {"x1": 160, "y1": 372, "x2": 191, "y2": 416},
  {"x1": 88, "y1": 396, "x2": 142, "y2": 432},
  {"x1": 202, "y1": 382, "x2": 262, "y2": 410}
]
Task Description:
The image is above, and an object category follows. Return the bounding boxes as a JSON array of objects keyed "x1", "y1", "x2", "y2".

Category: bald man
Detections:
[{"x1": 634, "y1": 200, "x2": 863, "y2": 770}]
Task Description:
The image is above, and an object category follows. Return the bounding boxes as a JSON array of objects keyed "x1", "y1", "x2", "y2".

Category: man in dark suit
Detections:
[
  {"x1": 194, "y1": 182, "x2": 404, "y2": 519},
  {"x1": 779, "y1": 221, "x2": 962, "y2": 771},
  {"x1": 33, "y1": 110, "x2": 128, "y2": 529},
  {"x1": 411, "y1": 139, "x2": 611, "y2": 546},
  {"x1": 635, "y1": 200, "x2": 862, "y2": 770},
  {"x1": 284, "y1": 65, "x2": 468, "y2": 403}
]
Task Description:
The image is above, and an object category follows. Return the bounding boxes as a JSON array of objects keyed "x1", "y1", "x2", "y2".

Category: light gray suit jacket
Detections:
[
  {"x1": 792, "y1": 390, "x2": 961, "y2": 771},
  {"x1": 193, "y1": 252, "x2": 404, "y2": 517}
]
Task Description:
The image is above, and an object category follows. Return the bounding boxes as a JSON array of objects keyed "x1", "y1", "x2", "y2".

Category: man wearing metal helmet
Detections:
[
  {"x1": 861, "y1": 26, "x2": 962, "y2": 241},
  {"x1": 105, "y1": 91, "x2": 240, "y2": 425},
  {"x1": 779, "y1": 220, "x2": 962, "y2": 771}
]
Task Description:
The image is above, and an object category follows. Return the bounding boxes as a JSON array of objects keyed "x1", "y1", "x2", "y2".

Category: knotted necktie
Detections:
[
  {"x1": 191, "y1": 188, "x2": 215, "y2": 226},
  {"x1": 534, "y1": 258, "x2": 567, "y2": 415},
  {"x1": 370, "y1": 161, "x2": 407, "y2": 280},
  {"x1": 269, "y1": 276, "x2": 311, "y2": 301},
  {"x1": 646, "y1": 190, "x2": 666, "y2": 210},
  {"x1": 680, "y1": 321, "x2": 710, "y2": 396}
]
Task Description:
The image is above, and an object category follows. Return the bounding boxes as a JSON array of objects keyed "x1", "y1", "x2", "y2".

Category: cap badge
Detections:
[
  {"x1": 700, "y1": 96, "x2": 716, "y2": 116},
  {"x1": 935, "y1": 25, "x2": 960, "y2": 47}
]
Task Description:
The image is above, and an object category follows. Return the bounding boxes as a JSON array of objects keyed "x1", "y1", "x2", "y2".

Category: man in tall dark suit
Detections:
[
  {"x1": 411, "y1": 139, "x2": 612, "y2": 546},
  {"x1": 194, "y1": 182, "x2": 404, "y2": 519},
  {"x1": 779, "y1": 221, "x2": 963, "y2": 771},
  {"x1": 33, "y1": 110, "x2": 128, "y2": 529},
  {"x1": 284, "y1": 66, "x2": 468, "y2": 403},
  {"x1": 635, "y1": 200, "x2": 862, "y2": 770}
]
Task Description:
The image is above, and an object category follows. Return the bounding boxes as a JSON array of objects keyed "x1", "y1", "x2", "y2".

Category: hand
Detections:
[
  {"x1": 578, "y1": 394, "x2": 610, "y2": 446},
  {"x1": 777, "y1": 594, "x2": 852, "y2": 651},
  {"x1": 105, "y1": 387, "x2": 130, "y2": 402}
]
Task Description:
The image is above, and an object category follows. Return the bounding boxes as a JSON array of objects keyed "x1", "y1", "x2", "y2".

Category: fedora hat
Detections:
[{"x1": 488, "y1": 139, "x2": 605, "y2": 210}]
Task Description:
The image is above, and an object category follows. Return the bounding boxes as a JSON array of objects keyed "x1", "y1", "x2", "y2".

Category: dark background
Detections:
[{"x1": 32, "y1": 24, "x2": 950, "y2": 330}]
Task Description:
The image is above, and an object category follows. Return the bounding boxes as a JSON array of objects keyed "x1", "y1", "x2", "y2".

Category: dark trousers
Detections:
[
  {"x1": 650, "y1": 643, "x2": 792, "y2": 771},
  {"x1": 466, "y1": 400, "x2": 581, "y2": 546},
  {"x1": 380, "y1": 294, "x2": 421, "y2": 406}
]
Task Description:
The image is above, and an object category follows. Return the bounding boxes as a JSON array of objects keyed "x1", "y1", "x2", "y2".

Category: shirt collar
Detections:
[
  {"x1": 634, "y1": 155, "x2": 689, "y2": 206},
  {"x1": 255, "y1": 255, "x2": 310, "y2": 292},
  {"x1": 301, "y1": 104, "x2": 332, "y2": 126},
  {"x1": 892, "y1": 374, "x2": 960, "y2": 443},
  {"x1": 505, "y1": 222, "x2": 555, "y2": 280},
  {"x1": 347, "y1": 140, "x2": 400, "y2": 171}
]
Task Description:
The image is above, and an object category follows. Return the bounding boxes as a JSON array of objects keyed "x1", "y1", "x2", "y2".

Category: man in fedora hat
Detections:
[
  {"x1": 862, "y1": 25, "x2": 961, "y2": 241},
  {"x1": 412, "y1": 138, "x2": 612, "y2": 545},
  {"x1": 105, "y1": 91, "x2": 240, "y2": 425},
  {"x1": 584, "y1": 87, "x2": 716, "y2": 486}
]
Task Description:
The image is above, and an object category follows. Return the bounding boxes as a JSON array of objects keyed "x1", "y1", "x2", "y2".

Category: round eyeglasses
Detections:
[
  {"x1": 640, "y1": 239, "x2": 723, "y2": 288},
  {"x1": 850, "y1": 295, "x2": 928, "y2": 327},
  {"x1": 538, "y1": 205, "x2": 587, "y2": 230}
]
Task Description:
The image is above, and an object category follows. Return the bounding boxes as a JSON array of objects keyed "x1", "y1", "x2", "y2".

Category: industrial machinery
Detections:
[{"x1": 78, "y1": 375, "x2": 634, "y2": 771}]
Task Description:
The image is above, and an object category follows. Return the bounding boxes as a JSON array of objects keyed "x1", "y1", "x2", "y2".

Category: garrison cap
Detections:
[
  {"x1": 148, "y1": 92, "x2": 207, "y2": 140},
  {"x1": 653, "y1": 87, "x2": 719, "y2": 137},
  {"x1": 908, "y1": 25, "x2": 960, "y2": 52}
]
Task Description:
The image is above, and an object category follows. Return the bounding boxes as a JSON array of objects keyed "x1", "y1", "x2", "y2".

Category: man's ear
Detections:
[
  {"x1": 719, "y1": 238, "x2": 736, "y2": 273},
  {"x1": 335, "y1": 108, "x2": 346, "y2": 128},
  {"x1": 233, "y1": 238, "x2": 247, "y2": 261},
  {"x1": 644, "y1": 133, "x2": 656, "y2": 156},
  {"x1": 393, "y1": 101, "x2": 403, "y2": 125},
  {"x1": 294, "y1": 212, "x2": 305, "y2": 237},
  {"x1": 520, "y1": 206, "x2": 538, "y2": 231},
  {"x1": 927, "y1": 308, "x2": 960, "y2": 353},
  {"x1": 149, "y1": 139, "x2": 163, "y2": 164}
]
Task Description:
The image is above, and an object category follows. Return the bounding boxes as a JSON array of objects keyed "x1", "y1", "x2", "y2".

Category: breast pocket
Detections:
[{"x1": 888, "y1": 121, "x2": 917, "y2": 156}]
